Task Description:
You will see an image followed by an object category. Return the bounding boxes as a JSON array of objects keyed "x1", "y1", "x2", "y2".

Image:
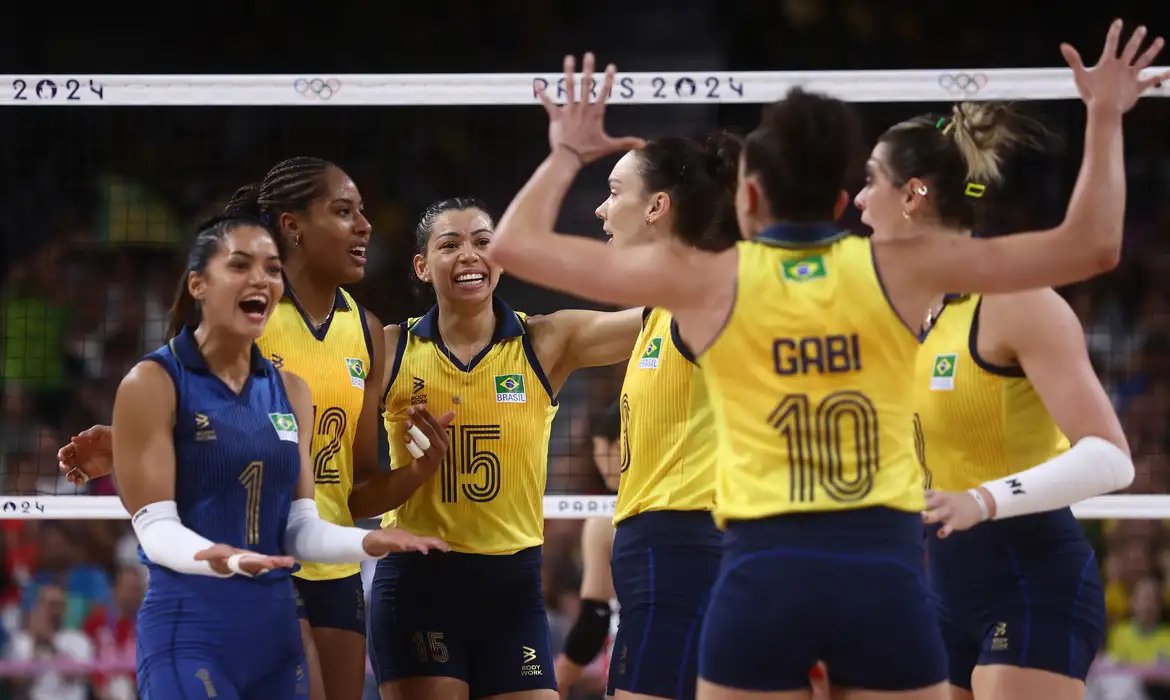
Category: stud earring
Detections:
[{"x1": 902, "y1": 210, "x2": 911, "y2": 220}]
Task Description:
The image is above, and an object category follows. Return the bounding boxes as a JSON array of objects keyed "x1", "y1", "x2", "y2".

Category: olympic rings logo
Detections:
[
  {"x1": 937, "y1": 72, "x2": 989, "y2": 95},
  {"x1": 294, "y1": 78, "x2": 341, "y2": 100}
]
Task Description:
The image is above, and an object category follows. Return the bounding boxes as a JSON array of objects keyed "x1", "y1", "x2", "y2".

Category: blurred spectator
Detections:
[
  {"x1": 21, "y1": 523, "x2": 111, "y2": 630},
  {"x1": 82, "y1": 567, "x2": 143, "y2": 700},
  {"x1": 7, "y1": 582, "x2": 94, "y2": 700}
]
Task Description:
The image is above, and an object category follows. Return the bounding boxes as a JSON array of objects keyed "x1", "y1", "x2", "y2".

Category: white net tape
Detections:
[
  {"x1": 2, "y1": 68, "x2": 1163, "y2": 521},
  {"x1": 0, "y1": 494, "x2": 1166, "y2": 521},
  {"x1": 1, "y1": 68, "x2": 1167, "y2": 106}
]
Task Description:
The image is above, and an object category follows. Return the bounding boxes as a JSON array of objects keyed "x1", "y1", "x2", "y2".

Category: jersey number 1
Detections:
[
  {"x1": 239, "y1": 461, "x2": 263, "y2": 545},
  {"x1": 772, "y1": 391, "x2": 879, "y2": 503}
]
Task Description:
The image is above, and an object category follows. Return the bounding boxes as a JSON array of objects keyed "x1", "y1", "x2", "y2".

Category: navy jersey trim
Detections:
[
  {"x1": 918, "y1": 293, "x2": 968, "y2": 343},
  {"x1": 641, "y1": 306, "x2": 653, "y2": 327},
  {"x1": 384, "y1": 321, "x2": 409, "y2": 404},
  {"x1": 520, "y1": 318, "x2": 559, "y2": 406},
  {"x1": 867, "y1": 240, "x2": 921, "y2": 343},
  {"x1": 357, "y1": 304, "x2": 374, "y2": 365},
  {"x1": 754, "y1": 222, "x2": 847, "y2": 248},
  {"x1": 669, "y1": 318, "x2": 697, "y2": 365},
  {"x1": 968, "y1": 297, "x2": 1026, "y2": 378},
  {"x1": 281, "y1": 273, "x2": 353, "y2": 342},
  {"x1": 410, "y1": 296, "x2": 526, "y2": 373}
]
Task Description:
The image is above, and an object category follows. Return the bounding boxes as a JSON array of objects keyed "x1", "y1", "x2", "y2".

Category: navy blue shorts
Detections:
[
  {"x1": 927, "y1": 508, "x2": 1106, "y2": 690},
  {"x1": 607, "y1": 510, "x2": 722, "y2": 700},
  {"x1": 294, "y1": 573, "x2": 367, "y2": 635},
  {"x1": 700, "y1": 508, "x2": 947, "y2": 693},
  {"x1": 368, "y1": 546, "x2": 555, "y2": 699},
  {"x1": 137, "y1": 580, "x2": 307, "y2": 700}
]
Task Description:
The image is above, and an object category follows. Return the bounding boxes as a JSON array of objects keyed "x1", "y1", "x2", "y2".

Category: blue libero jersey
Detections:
[{"x1": 139, "y1": 327, "x2": 303, "y2": 598}]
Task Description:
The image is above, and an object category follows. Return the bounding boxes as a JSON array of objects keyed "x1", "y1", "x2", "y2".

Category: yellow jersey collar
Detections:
[{"x1": 410, "y1": 296, "x2": 525, "y2": 342}]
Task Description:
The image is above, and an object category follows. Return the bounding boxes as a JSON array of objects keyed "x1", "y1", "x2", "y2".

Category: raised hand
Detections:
[
  {"x1": 193, "y1": 544, "x2": 297, "y2": 576},
  {"x1": 535, "y1": 52, "x2": 645, "y2": 165},
  {"x1": 1061, "y1": 19, "x2": 1169, "y2": 114},
  {"x1": 361, "y1": 527, "x2": 450, "y2": 557},
  {"x1": 57, "y1": 424, "x2": 114, "y2": 485},
  {"x1": 404, "y1": 405, "x2": 455, "y2": 479}
]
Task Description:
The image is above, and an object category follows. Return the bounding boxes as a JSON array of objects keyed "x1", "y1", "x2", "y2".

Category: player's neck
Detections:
[
  {"x1": 436, "y1": 297, "x2": 495, "y2": 351},
  {"x1": 283, "y1": 263, "x2": 338, "y2": 326},
  {"x1": 193, "y1": 325, "x2": 254, "y2": 390}
]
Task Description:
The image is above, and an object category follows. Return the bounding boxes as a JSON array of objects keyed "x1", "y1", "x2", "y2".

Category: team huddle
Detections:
[{"x1": 55, "y1": 20, "x2": 1167, "y2": 700}]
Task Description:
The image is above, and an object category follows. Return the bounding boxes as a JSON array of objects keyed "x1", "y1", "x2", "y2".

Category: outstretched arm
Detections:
[
  {"x1": 889, "y1": 21, "x2": 1168, "y2": 296},
  {"x1": 489, "y1": 54, "x2": 719, "y2": 313}
]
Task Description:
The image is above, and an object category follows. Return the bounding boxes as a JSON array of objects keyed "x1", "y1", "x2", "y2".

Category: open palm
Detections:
[
  {"x1": 536, "y1": 53, "x2": 645, "y2": 164},
  {"x1": 1061, "y1": 20, "x2": 1168, "y2": 114}
]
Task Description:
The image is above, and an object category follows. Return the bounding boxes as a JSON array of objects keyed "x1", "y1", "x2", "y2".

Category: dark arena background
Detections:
[{"x1": 1, "y1": 2, "x2": 1168, "y2": 698}]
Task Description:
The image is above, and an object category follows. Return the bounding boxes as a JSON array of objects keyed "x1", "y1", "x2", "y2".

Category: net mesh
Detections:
[
  {"x1": 0, "y1": 70, "x2": 1169, "y2": 697},
  {"x1": 2, "y1": 79, "x2": 1167, "y2": 510}
]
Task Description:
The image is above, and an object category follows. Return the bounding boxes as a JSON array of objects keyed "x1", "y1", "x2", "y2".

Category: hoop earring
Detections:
[
  {"x1": 902, "y1": 210, "x2": 911, "y2": 220},
  {"x1": 292, "y1": 235, "x2": 301, "y2": 247},
  {"x1": 916, "y1": 185, "x2": 928, "y2": 196}
]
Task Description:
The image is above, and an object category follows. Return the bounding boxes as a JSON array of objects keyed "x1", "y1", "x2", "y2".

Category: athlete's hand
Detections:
[
  {"x1": 1061, "y1": 20, "x2": 1168, "y2": 115},
  {"x1": 922, "y1": 488, "x2": 995, "y2": 538},
  {"x1": 404, "y1": 405, "x2": 455, "y2": 479},
  {"x1": 361, "y1": 527, "x2": 450, "y2": 557},
  {"x1": 193, "y1": 544, "x2": 297, "y2": 577},
  {"x1": 536, "y1": 53, "x2": 645, "y2": 165},
  {"x1": 57, "y1": 424, "x2": 114, "y2": 485}
]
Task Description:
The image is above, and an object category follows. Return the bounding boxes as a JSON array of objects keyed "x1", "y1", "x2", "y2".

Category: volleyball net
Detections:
[{"x1": 0, "y1": 67, "x2": 1168, "y2": 524}]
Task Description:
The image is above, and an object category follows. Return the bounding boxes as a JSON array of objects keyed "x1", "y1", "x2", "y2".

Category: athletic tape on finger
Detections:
[
  {"x1": 406, "y1": 440, "x2": 425, "y2": 459},
  {"x1": 226, "y1": 553, "x2": 255, "y2": 578},
  {"x1": 407, "y1": 424, "x2": 431, "y2": 451}
]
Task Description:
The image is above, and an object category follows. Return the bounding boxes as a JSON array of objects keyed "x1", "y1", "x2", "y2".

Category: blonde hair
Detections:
[{"x1": 948, "y1": 102, "x2": 1044, "y2": 184}]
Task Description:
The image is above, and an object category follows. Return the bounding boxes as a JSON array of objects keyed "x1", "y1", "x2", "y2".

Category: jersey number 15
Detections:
[{"x1": 439, "y1": 424, "x2": 503, "y2": 504}]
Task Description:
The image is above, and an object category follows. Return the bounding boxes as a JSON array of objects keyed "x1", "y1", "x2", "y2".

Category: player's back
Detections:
[
  {"x1": 258, "y1": 282, "x2": 371, "y2": 582},
  {"x1": 140, "y1": 327, "x2": 302, "y2": 600},
  {"x1": 381, "y1": 298, "x2": 558, "y2": 555},
  {"x1": 700, "y1": 225, "x2": 922, "y2": 525},
  {"x1": 613, "y1": 307, "x2": 716, "y2": 523},
  {"x1": 697, "y1": 224, "x2": 948, "y2": 693}
]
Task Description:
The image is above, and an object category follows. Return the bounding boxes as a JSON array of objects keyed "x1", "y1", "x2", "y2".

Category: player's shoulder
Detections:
[
  {"x1": 981, "y1": 288, "x2": 1079, "y2": 336},
  {"x1": 122, "y1": 357, "x2": 175, "y2": 391},
  {"x1": 279, "y1": 369, "x2": 311, "y2": 400}
]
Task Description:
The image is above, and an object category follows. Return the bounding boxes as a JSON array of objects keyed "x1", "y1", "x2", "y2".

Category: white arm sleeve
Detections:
[
  {"x1": 131, "y1": 501, "x2": 231, "y2": 577},
  {"x1": 982, "y1": 436, "x2": 1134, "y2": 521},
  {"x1": 283, "y1": 499, "x2": 376, "y2": 563}
]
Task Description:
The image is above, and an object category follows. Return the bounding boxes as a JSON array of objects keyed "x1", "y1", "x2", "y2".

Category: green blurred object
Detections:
[
  {"x1": 2, "y1": 295, "x2": 69, "y2": 391},
  {"x1": 96, "y1": 174, "x2": 184, "y2": 245}
]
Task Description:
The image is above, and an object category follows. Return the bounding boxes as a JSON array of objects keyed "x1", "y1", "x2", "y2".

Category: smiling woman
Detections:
[{"x1": 367, "y1": 196, "x2": 647, "y2": 700}]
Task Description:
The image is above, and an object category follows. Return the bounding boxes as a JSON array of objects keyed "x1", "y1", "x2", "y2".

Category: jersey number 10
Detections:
[
  {"x1": 772, "y1": 391, "x2": 880, "y2": 503},
  {"x1": 439, "y1": 424, "x2": 503, "y2": 504}
]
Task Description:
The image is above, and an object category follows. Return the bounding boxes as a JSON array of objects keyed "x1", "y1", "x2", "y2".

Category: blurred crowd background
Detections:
[{"x1": 2, "y1": 1, "x2": 1170, "y2": 699}]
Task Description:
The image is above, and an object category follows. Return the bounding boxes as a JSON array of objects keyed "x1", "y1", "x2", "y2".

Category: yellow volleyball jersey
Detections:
[
  {"x1": 380, "y1": 297, "x2": 558, "y2": 555},
  {"x1": 913, "y1": 295, "x2": 1068, "y2": 492},
  {"x1": 258, "y1": 282, "x2": 372, "y2": 581},
  {"x1": 613, "y1": 307, "x2": 716, "y2": 525},
  {"x1": 700, "y1": 224, "x2": 923, "y2": 525}
]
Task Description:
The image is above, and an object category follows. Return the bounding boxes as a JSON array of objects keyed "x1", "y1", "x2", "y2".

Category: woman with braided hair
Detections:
[{"x1": 60, "y1": 157, "x2": 454, "y2": 700}]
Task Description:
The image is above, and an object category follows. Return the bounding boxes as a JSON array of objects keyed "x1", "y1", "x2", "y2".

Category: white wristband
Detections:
[
  {"x1": 968, "y1": 489, "x2": 990, "y2": 522},
  {"x1": 225, "y1": 553, "x2": 253, "y2": 577}
]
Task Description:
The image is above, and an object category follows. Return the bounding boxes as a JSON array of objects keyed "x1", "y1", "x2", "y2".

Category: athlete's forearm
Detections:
[
  {"x1": 1057, "y1": 104, "x2": 1125, "y2": 269},
  {"x1": 283, "y1": 499, "x2": 375, "y2": 562},
  {"x1": 490, "y1": 148, "x2": 583, "y2": 284},
  {"x1": 132, "y1": 501, "x2": 230, "y2": 577},
  {"x1": 979, "y1": 436, "x2": 1133, "y2": 520},
  {"x1": 347, "y1": 466, "x2": 427, "y2": 520}
]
